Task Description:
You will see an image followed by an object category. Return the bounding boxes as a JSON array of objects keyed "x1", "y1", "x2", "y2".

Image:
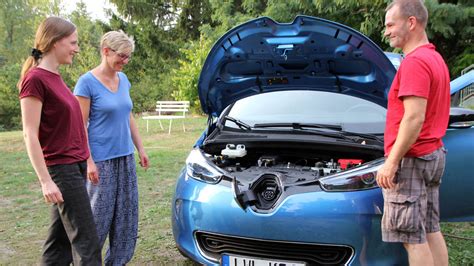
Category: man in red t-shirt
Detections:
[{"x1": 376, "y1": 1, "x2": 450, "y2": 265}]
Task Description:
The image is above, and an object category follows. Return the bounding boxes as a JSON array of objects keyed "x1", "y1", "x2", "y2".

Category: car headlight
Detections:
[
  {"x1": 319, "y1": 158, "x2": 384, "y2": 192},
  {"x1": 185, "y1": 148, "x2": 225, "y2": 184}
]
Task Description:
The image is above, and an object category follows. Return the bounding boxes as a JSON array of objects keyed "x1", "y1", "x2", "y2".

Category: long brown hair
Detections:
[{"x1": 17, "y1": 17, "x2": 76, "y2": 89}]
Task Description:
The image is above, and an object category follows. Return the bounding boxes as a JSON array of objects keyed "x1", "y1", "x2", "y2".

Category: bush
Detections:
[
  {"x1": 171, "y1": 36, "x2": 213, "y2": 114},
  {"x1": 0, "y1": 64, "x2": 21, "y2": 130}
]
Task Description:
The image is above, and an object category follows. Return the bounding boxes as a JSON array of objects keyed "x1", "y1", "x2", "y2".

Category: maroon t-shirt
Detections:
[
  {"x1": 19, "y1": 67, "x2": 89, "y2": 166},
  {"x1": 384, "y1": 44, "x2": 450, "y2": 157}
]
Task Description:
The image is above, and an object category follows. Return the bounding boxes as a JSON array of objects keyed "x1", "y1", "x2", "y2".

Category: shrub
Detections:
[{"x1": 0, "y1": 64, "x2": 21, "y2": 130}]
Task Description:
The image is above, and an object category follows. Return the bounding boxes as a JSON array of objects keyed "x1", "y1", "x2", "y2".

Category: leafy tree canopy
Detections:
[{"x1": 0, "y1": 0, "x2": 472, "y2": 130}]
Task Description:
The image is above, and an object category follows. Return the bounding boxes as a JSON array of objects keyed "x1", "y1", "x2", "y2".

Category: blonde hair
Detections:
[
  {"x1": 17, "y1": 17, "x2": 76, "y2": 89},
  {"x1": 100, "y1": 30, "x2": 135, "y2": 55},
  {"x1": 386, "y1": 0, "x2": 428, "y2": 28}
]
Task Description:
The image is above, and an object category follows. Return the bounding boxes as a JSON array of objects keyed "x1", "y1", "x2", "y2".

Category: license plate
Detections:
[{"x1": 221, "y1": 254, "x2": 306, "y2": 266}]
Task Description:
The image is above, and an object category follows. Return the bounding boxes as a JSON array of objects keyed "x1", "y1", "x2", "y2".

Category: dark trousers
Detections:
[{"x1": 41, "y1": 161, "x2": 101, "y2": 266}]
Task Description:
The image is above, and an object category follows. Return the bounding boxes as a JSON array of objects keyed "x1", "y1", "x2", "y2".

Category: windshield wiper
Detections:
[
  {"x1": 253, "y1": 122, "x2": 342, "y2": 131},
  {"x1": 338, "y1": 130, "x2": 383, "y2": 143},
  {"x1": 222, "y1": 116, "x2": 252, "y2": 131},
  {"x1": 253, "y1": 122, "x2": 383, "y2": 144},
  {"x1": 253, "y1": 123, "x2": 356, "y2": 142},
  {"x1": 290, "y1": 128, "x2": 360, "y2": 143}
]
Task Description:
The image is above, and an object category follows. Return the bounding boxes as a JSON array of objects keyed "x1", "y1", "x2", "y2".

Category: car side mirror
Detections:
[{"x1": 449, "y1": 107, "x2": 474, "y2": 129}]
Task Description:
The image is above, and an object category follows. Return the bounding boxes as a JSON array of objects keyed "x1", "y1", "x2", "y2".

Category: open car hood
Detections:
[{"x1": 198, "y1": 16, "x2": 397, "y2": 116}]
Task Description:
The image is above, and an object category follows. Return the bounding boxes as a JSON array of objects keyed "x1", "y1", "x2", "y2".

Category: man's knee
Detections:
[
  {"x1": 403, "y1": 242, "x2": 435, "y2": 266},
  {"x1": 426, "y1": 231, "x2": 444, "y2": 240}
]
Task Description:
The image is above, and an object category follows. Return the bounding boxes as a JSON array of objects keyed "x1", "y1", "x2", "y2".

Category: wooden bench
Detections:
[{"x1": 142, "y1": 101, "x2": 190, "y2": 134}]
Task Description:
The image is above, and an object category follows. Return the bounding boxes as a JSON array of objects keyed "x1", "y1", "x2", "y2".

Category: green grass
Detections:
[
  {"x1": 0, "y1": 116, "x2": 205, "y2": 264},
  {"x1": 1, "y1": 116, "x2": 473, "y2": 264}
]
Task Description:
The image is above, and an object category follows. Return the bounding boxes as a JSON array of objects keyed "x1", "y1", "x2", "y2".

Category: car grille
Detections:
[{"x1": 195, "y1": 231, "x2": 354, "y2": 265}]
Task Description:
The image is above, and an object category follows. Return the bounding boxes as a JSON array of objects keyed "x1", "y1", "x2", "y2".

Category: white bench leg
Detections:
[
  {"x1": 146, "y1": 120, "x2": 149, "y2": 132},
  {"x1": 168, "y1": 120, "x2": 172, "y2": 134},
  {"x1": 182, "y1": 120, "x2": 186, "y2": 132},
  {"x1": 159, "y1": 120, "x2": 164, "y2": 130}
]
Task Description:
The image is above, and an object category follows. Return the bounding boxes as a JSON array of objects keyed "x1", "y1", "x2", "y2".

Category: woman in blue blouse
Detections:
[{"x1": 74, "y1": 30, "x2": 149, "y2": 265}]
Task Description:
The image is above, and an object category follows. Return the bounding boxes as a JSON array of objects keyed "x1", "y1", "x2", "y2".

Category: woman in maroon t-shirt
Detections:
[{"x1": 18, "y1": 17, "x2": 101, "y2": 265}]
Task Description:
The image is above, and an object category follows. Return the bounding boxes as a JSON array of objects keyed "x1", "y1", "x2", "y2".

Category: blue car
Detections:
[{"x1": 172, "y1": 16, "x2": 474, "y2": 265}]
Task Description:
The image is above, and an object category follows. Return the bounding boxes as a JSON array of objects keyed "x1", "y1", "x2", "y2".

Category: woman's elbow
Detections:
[{"x1": 22, "y1": 129, "x2": 37, "y2": 142}]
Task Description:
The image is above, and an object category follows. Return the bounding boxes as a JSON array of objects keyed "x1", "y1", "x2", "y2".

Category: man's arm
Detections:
[{"x1": 376, "y1": 96, "x2": 427, "y2": 189}]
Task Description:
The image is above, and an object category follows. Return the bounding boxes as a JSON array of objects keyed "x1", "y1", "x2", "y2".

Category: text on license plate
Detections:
[{"x1": 221, "y1": 254, "x2": 306, "y2": 266}]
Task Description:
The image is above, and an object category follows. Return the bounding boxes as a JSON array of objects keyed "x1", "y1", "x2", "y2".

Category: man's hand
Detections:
[
  {"x1": 41, "y1": 180, "x2": 64, "y2": 203},
  {"x1": 376, "y1": 161, "x2": 399, "y2": 189}
]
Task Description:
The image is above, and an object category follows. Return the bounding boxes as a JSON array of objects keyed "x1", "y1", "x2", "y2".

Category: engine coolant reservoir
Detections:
[{"x1": 221, "y1": 144, "x2": 247, "y2": 158}]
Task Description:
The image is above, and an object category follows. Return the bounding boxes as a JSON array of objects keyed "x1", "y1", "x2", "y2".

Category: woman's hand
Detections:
[
  {"x1": 41, "y1": 180, "x2": 64, "y2": 203},
  {"x1": 139, "y1": 151, "x2": 150, "y2": 170},
  {"x1": 87, "y1": 159, "x2": 99, "y2": 184}
]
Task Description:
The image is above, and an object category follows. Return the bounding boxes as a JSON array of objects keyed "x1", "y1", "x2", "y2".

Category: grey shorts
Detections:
[{"x1": 381, "y1": 147, "x2": 446, "y2": 244}]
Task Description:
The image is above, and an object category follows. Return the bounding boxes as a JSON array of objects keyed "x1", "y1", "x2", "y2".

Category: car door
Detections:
[{"x1": 440, "y1": 71, "x2": 474, "y2": 221}]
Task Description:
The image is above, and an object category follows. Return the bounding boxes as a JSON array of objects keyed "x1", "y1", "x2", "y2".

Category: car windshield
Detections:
[{"x1": 225, "y1": 90, "x2": 387, "y2": 134}]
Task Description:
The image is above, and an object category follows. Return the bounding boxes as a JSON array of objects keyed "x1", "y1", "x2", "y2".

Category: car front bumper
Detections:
[{"x1": 172, "y1": 169, "x2": 407, "y2": 265}]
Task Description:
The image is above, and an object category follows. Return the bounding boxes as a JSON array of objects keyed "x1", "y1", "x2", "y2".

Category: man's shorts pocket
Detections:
[{"x1": 384, "y1": 194, "x2": 421, "y2": 233}]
